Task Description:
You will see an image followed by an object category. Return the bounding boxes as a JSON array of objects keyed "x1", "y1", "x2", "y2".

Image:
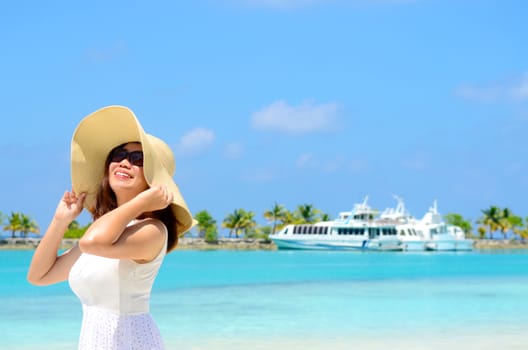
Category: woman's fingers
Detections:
[{"x1": 149, "y1": 185, "x2": 173, "y2": 209}]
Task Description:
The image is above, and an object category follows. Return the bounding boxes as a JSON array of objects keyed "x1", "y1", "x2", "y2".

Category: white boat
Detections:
[
  {"x1": 269, "y1": 197, "x2": 473, "y2": 252},
  {"x1": 379, "y1": 196, "x2": 426, "y2": 251},
  {"x1": 270, "y1": 197, "x2": 407, "y2": 251},
  {"x1": 415, "y1": 201, "x2": 473, "y2": 251}
]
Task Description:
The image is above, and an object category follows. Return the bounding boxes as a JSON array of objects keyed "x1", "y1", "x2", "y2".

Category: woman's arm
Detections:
[
  {"x1": 79, "y1": 185, "x2": 172, "y2": 262},
  {"x1": 27, "y1": 191, "x2": 85, "y2": 286}
]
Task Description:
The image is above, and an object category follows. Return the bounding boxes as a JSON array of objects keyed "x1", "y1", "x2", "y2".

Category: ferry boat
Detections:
[
  {"x1": 269, "y1": 197, "x2": 473, "y2": 252},
  {"x1": 378, "y1": 196, "x2": 426, "y2": 251},
  {"x1": 271, "y1": 197, "x2": 416, "y2": 251},
  {"x1": 415, "y1": 201, "x2": 474, "y2": 251}
]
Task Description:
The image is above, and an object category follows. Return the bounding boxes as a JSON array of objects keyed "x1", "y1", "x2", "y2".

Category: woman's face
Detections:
[{"x1": 108, "y1": 142, "x2": 149, "y2": 195}]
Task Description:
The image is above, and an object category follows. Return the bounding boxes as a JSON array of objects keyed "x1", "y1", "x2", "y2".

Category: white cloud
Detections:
[
  {"x1": 455, "y1": 72, "x2": 528, "y2": 103},
  {"x1": 224, "y1": 142, "x2": 244, "y2": 159},
  {"x1": 251, "y1": 100, "x2": 340, "y2": 134},
  {"x1": 175, "y1": 128, "x2": 215, "y2": 157}
]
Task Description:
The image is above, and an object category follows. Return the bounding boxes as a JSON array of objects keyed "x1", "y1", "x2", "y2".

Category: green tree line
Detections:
[{"x1": 2, "y1": 204, "x2": 528, "y2": 241}]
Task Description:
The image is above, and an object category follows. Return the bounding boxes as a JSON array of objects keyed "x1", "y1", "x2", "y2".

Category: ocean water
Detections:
[{"x1": 1, "y1": 249, "x2": 527, "y2": 349}]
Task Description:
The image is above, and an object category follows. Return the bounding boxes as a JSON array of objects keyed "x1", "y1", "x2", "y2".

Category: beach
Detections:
[{"x1": 163, "y1": 332, "x2": 528, "y2": 350}]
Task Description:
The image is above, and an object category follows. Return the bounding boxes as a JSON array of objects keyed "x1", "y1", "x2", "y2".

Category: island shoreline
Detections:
[{"x1": 1, "y1": 237, "x2": 526, "y2": 251}]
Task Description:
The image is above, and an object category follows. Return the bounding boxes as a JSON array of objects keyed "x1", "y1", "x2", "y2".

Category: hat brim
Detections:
[{"x1": 71, "y1": 105, "x2": 195, "y2": 236}]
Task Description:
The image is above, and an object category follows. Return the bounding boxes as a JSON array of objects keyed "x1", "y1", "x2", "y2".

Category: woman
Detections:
[{"x1": 28, "y1": 106, "x2": 195, "y2": 349}]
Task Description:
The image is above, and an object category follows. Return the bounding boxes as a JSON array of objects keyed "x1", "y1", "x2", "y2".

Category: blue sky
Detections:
[{"x1": 1, "y1": 0, "x2": 527, "y2": 236}]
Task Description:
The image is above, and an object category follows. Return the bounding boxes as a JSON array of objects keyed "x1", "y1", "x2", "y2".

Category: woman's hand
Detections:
[
  {"x1": 135, "y1": 185, "x2": 173, "y2": 213},
  {"x1": 54, "y1": 191, "x2": 86, "y2": 223}
]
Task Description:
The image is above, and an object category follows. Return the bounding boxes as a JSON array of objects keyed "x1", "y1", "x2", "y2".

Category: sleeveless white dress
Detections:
[{"x1": 69, "y1": 219, "x2": 167, "y2": 350}]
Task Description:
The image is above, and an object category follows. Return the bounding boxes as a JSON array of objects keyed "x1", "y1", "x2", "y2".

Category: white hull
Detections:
[
  {"x1": 426, "y1": 239, "x2": 474, "y2": 251},
  {"x1": 366, "y1": 239, "x2": 402, "y2": 251},
  {"x1": 271, "y1": 238, "x2": 367, "y2": 250},
  {"x1": 271, "y1": 237, "x2": 407, "y2": 251},
  {"x1": 400, "y1": 241, "x2": 427, "y2": 251}
]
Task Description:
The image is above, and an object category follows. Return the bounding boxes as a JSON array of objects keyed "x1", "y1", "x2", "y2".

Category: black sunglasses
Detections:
[{"x1": 110, "y1": 148, "x2": 144, "y2": 167}]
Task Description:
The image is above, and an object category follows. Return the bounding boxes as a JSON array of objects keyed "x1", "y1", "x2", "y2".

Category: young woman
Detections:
[{"x1": 27, "y1": 106, "x2": 195, "y2": 349}]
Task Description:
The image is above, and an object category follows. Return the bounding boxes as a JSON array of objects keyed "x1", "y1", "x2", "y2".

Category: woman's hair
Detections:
[{"x1": 92, "y1": 143, "x2": 178, "y2": 252}]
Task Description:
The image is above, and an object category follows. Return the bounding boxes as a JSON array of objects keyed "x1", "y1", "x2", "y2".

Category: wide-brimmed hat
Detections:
[{"x1": 71, "y1": 105, "x2": 195, "y2": 236}]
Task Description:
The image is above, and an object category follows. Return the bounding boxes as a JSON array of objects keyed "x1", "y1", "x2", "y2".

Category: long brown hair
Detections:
[{"x1": 92, "y1": 143, "x2": 178, "y2": 252}]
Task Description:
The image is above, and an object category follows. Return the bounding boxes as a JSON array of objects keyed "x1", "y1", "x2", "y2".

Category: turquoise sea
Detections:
[{"x1": 1, "y1": 249, "x2": 527, "y2": 350}]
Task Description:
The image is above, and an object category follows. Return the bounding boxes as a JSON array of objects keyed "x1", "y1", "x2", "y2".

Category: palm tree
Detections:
[
  {"x1": 295, "y1": 204, "x2": 321, "y2": 224},
  {"x1": 498, "y1": 208, "x2": 513, "y2": 239},
  {"x1": 507, "y1": 214, "x2": 524, "y2": 240},
  {"x1": 19, "y1": 213, "x2": 39, "y2": 238},
  {"x1": 477, "y1": 226, "x2": 487, "y2": 239},
  {"x1": 239, "y1": 210, "x2": 257, "y2": 237},
  {"x1": 518, "y1": 217, "x2": 528, "y2": 241},
  {"x1": 478, "y1": 206, "x2": 501, "y2": 239},
  {"x1": 194, "y1": 210, "x2": 217, "y2": 238},
  {"x1": 222, "y1": 209, "x2": 245, "y2": 238},
  {"x1": 320, "y1": 212, "x2": 332, "y2": 222},
  {"x1": 4, "y1": 212, "x2": 22, "y2": 238},
  {"x1": 263, "y1": 202, "x2": 286, "y2": 235}
]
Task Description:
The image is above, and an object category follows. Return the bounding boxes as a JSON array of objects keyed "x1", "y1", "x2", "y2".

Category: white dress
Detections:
[{"x1": 69, "y1": 219, "x2": 167, "y2": 350}]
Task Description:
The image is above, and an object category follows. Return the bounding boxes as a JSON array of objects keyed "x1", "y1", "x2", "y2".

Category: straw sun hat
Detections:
[{"x1": 71, "y1": 105, "x2": 195, "y2": 236}]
